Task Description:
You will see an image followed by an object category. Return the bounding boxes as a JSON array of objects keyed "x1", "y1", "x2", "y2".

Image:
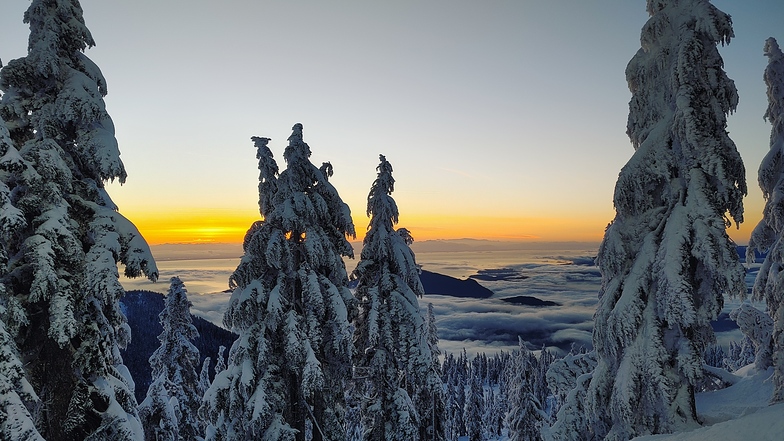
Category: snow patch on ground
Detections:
[{"x1": 634, "y1": 367, "x2": 783, "y2": 441}]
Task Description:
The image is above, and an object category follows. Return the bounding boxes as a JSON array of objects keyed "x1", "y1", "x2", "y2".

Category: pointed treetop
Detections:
[
  {"x1": 251, "y1": 136, "x2": 278, "y2": 218},
  {"x1": 24, "y1": 0, "x2": 96, "y2": 76},
  {"x1": 375, "y1": 154, "x2": 394, "y2": 194},
  {"x1": 288, "y1": 123, "x2": 304, "y2": 143},
  {"x1": 168, "y1": 276, "x2": 185, "y2": 293},
  {"x1": 283, "y1": 123, "x2": 312, "y2": 165},
  {"x1": 765, "y1": 37, "x2": 782, "y2": 60},
  {"x1": 367, "y1": 153, "x2": 399, "y2": 225}
]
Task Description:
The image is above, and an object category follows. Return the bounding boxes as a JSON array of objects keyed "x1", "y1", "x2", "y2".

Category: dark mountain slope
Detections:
[{"x1": 120, "y1": 290, "x2": 237, "y2": 403}]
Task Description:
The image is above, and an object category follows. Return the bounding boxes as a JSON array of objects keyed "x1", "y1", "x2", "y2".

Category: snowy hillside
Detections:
[{"x1": 634, "y1": 367, "x2": 783, "y2": 440}]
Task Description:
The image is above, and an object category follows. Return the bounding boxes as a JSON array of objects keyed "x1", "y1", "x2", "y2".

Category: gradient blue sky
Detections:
[{"x1": 1, "y1": 1, "x2": 783, "y2": 244}]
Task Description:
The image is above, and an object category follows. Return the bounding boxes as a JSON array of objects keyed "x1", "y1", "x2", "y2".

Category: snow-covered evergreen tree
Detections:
[
  {"x1": 747, "y1": 36, "x2": 784, "y2": 403},
  {"x1": 139, "y1": 277, "x2": 204, "y2": 440},
  {"x1": 703, "y1": 344, "x2": 726, "y2": 369},
  {"x1": 535, "y1": 346, "x2": 556, "y2": 423},
  {"x1": 213, "y1": 345, "x2": 226, "y2": 377},
  {"x1": 729, "y1": 302, "x2": 774, "y2": 370},
  {"x1": 0, "y1": 116, "x2": 42, "y2": 440},
  {"x1": 352, "y1": 154, "x2": 435, "y2": 441},
  {"x1": 453, "y1": 353, "x2": 467, "y2": 438},
  {"x1": 724, "y1": 336, "x2": 757, "y2": 372},
  {"x1": 544, "y1": 372, "x2": 596, "y2": 441},
  {"x1": 545, "y1": 351, "x2": 597, "y2": 409},
  {"x1": 578, "y1": 1, "x2": 747, "y2": 439},
  {"x1": 506, "y1": 339, "x2": 544, "y2": 441},
  {"x1": 443, "y1": 356, "x2": 458, "y2": 441},
  {"x1": 202, "y1": 124, "x2": 356, "y2": 441},
  {"x1": 464, "y1": 363, "x2": 484, "y2": 441},
  {"x1": 0, "y1": 2, "x2": 157, "y2": 439},
  {"x1": 252, "y1": 136, "x2": 278, "y2": 221},
  {"x1": 545, "y1": 351, "x2": 598, "y2": 441},
  {"x1": 424, "y1": 302, "x2": 446, "y2": 440},
  {"x1": 0, "y1": 279, "x2": 44, "y2": 440},
  {"x1": 198, "y1": 357, "x2": 212, "y2": 397},
  {"x1": 138, "y1": 376, "x2": 179, "y2": 441}
]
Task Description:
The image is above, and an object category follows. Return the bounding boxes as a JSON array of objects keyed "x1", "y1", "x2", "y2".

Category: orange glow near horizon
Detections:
[
  {"x1": 124, "y1": 204, "x2": 761, "y2": 246},
  {"x1": 128, "y1": 209, "x2": 259, "y2": 245},
  {"x1": 393, "y1": 214, "x2": 610, "y2": 243},
  {"x1": 127, "y1": 209, "x2": 614, "y2": 245}
]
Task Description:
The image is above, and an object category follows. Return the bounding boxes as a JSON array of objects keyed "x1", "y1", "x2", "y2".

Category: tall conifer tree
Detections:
[
  {"x1": 748, "y1": 36, "x2": 784, "y2": 403},
  {"x1": 1, "y1": 115, "x2": 44, "y2": 441},
  {"x1": 424, "y1": 302, "x2": 446, "y2": 440},
  {"x1": 139, "y1": 277, "x2": 204, "y2": 440},
  {"x1": 585, "y1": 1, "x2": 746, "y2": 439},
  {"x1": 0, "y1": 1, "x2": 157, "y2": 438},
  {"x1": 352, "y1": 155, "x2": 436, "y2": 441},
  {"x1": 0, "y1": 115, "x2": 43, "y2": 438},
  {"x1": 506, "y1": 340, "x2": 544, "y2": 441},
  {"x1": 202, "y1": 124, "x2": 356, "y2": 441}
]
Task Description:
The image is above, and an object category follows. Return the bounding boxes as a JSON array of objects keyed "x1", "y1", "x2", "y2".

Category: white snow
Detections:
[{"x1": 633, "y1": 367, "x2": 783, "y2": 441}]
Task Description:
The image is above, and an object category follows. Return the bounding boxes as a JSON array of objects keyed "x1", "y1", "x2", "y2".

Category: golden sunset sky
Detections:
[{"x1": 2, "y1": 1, "x2": 783, "y2": 245}]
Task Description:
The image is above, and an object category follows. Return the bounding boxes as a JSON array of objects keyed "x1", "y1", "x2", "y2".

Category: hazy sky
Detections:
[{"x1": 2, "y1": 0, "x2": 783, "y2": 244}]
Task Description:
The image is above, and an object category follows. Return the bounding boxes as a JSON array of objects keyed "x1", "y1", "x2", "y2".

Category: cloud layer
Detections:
[{"x1": 120, "y1": 245, "x2": 757, "y2": 359}]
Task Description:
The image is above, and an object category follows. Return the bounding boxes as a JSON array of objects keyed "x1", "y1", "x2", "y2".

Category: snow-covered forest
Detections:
[{"x1": 1, "y1": 1, "x2": 784, "y2": 440}]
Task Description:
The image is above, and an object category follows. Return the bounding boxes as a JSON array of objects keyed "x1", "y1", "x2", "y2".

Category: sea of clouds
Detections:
[{"x1": 120, "y1": 241, "x2": 754, "y2": 358}]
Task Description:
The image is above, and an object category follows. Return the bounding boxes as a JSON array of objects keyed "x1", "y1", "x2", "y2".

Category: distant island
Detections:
[
  {"x1": 419, "y1": 270, "x2": 494, "y2": 298},
  {"x1": 469, "y1": 268, "x2": 529, "y2": 282},
  {"x1": 499, "y1": 295, "x2": 560, "y2": 307}
]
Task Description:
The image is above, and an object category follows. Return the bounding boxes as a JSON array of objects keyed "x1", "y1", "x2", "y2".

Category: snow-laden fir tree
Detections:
[
  {"x1": 443, "y1": 360, "x2": 458, "y2": 441},
  {"x1": 0, "y1": 317, "x2": 43, "y2": 441},
  {"x1": 0, "y1": 160, "x2": 44, "y2": 441},
  {"x1": 544, "y1": 351, "x2": 598, "y2": 441},
  {"x1": 544, "y1": 371, "x2": 595, "y2": 441},
  {"x1": 424, "y1": 302, "x2": 446, "y2": 440},
  {"x1": 506, "y1": 339, "x2": 545, "y2": 441},
  {"x1": 724, "y1": 336, "x2": 756, "y2": 372},
  {"x1": 747, "y1": 36, "x2": 784, "y2": 403},
  {"x1": 0, "y1": 116, "x2": 43, "y2": 441},
  {"x1": 581, "y1": 1, "x2": 746, "y2": 439},
  {"x1": 0, "y1": 1, "x2": 158, "y2": 439},
  {"x1": 139, "y1": 277, "x2": 204, "y2": 441},
  {"x1": 351, "y1": 154, "x2": 438, "y2": 441},
  {"x1": 729, "y1": 302, "x2": 773, "y2": 371},
  {"x1": 703, "y1": 344, "x2": 726, "y2": 369},
  {"x1": 213, "y1": 345, "x2": 226, "y2": 377},
  {"x1": 201, "y1": 124, "x2": 356, "y2": 441},
  {"x1": 483, "y1": 385, "x2": 502, "y2": 439},
  {"x1": 545, "y1": 350, "x2": 597, "y2": 414},
  {"x1": 198, "y1": 356, "x2": 212, "y2": 397},
  {"x1": 138, "y1": 376, "x2": 179, "y2": 441},
  {"x1": 452, "y1": 352, "x2": 467, "y2": 438},
  {"x1": 464, "y1": 361, "x2": 484, "y2": 441}
]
